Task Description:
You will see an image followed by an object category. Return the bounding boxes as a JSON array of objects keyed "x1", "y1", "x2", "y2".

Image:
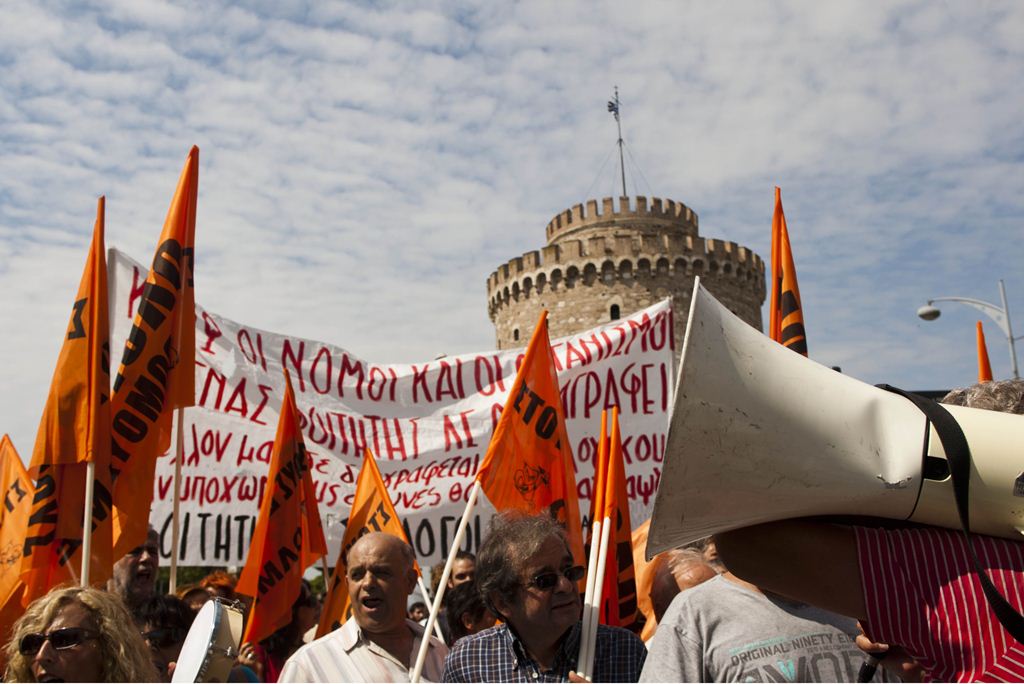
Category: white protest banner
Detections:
[{"x1": 109, "y1": 248, "x2": 673, "y2": 566}]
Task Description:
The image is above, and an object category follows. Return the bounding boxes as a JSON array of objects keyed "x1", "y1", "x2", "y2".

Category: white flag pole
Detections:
[
  {"x1": 411, "y1": 480, "x2": 481, "y2": 683},
  {"x1": 578, "y1": 514, "x2": 603, "y2": 678},
  {"x1": 583, "y1": 515, "x2": 613, "y2": 679},
  {"x1": 578, "y1": 410, "x2": 609, "y2": 679},
  {"x1": 79, "y1": 461, "x2": 96, "y2": 586},
  {"x1": 169, "y1": 407, "x2": 185, "y2": 595},
  {"x1": 416, "y1": 575, "x2": 447, "y2": 643}
]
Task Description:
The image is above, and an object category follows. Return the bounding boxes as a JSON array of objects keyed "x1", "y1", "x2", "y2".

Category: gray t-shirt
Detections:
[{"x1": 641, "y1": 575, "x2": 880, "y2": 682}]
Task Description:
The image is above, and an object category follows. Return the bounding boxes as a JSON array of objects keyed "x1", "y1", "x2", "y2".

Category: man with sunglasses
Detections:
[{"x1": 443, "y1": 513, "x2": 646, "y2": 682}]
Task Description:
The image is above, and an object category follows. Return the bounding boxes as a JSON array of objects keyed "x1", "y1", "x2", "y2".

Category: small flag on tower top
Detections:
[{"x1": 608, "y1": 87, "x2": 620, "y2": 120}]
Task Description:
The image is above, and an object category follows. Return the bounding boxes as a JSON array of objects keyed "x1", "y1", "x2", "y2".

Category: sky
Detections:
[{"x1": 2, "y1": 1, "x2": 1023, "y2": 457}]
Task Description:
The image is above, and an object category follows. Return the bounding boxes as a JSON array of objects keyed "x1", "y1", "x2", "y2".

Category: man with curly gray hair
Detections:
[
  {"x1": 443, "y1": 512, "x2": 646, "y2": 682},
  {"x1": 3, "y1": 585, "x2": 158, "y2": 682}
]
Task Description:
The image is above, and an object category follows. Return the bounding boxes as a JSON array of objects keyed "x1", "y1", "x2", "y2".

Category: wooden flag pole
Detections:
[
  {"x1": 416, "y1": 575, "x2": 447, "y2": 643},
  {"x1": 169, "y1": 407, "x2": 185, "y2": 594},
  {"x1": 320, "y1": 556, "x2": 331, "y2": 611},
  {"x1": 411, "y1": 480, "x2": 481, "y2": 683},
  {"x1": 79, "y1": 461, "x2": 96, "y2": 586}
]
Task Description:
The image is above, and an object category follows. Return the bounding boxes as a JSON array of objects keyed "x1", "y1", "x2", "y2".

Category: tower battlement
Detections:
[
  {"x1": 486, "y1": 195, "x2": 765, "y2": 351},
  {"x1": 486, "y1": 236, "x2": 764, "y2": 314},
  {"x1": 545, "y1": 195, "x2": 699, "y2": 244}
]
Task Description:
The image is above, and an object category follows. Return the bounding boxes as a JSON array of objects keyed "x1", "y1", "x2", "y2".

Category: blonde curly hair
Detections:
[{"x1": 3, "y1": 585, "x2": 158, "y2": 682}]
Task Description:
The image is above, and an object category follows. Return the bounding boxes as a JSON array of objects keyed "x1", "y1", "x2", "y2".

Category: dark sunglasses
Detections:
[
  {"x1": 527, "y1": 565, "x2": 585, "y2": 591},
  {"x1": 19, "y1": 628, "x2": 99, "y2": 656},
  {"x1": 142, "y1": 628, "x2": 187, "y2": 648}
]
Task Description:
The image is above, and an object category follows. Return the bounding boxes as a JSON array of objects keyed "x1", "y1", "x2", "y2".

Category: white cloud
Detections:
[{"x1": 1, "y1": 0, "x2": 1023, "y2": 456}]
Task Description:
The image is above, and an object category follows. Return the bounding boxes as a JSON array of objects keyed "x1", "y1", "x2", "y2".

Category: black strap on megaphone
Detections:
[{"x1": 878, "y1": 384, "x2": 1024, "y2": 645}]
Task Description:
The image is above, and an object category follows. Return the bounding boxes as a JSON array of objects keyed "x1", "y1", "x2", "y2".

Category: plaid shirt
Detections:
[{"x1": 442, "y1": 621, "x2": 646, "y2": 683}]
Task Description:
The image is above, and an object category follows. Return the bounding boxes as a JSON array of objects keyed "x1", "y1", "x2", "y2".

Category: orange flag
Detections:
[
  {"x1": 977, "y1": 321, "x2": 994, "y2": 383},
  {"x1": 769, "y1": 187, "x2": 808, "y2": 356},
  {"x1": 236, "y1": 371, "x2": 326, "y2": 644},
  {"x1": 109, "y1": 147, "x2": 198, "y2": 557},
  {"x1": 316, "y1": 449, "x2": 421, "y2": 637},
  {"x1": 302, "y1": 461, "x2": 328, "y2": 563},
  {"x1": 596, "y1": 409, "x2": 639, "y2": 632},
  {"x1": 20, "y1": 198, "x2": 113, "y2": 603},
  {"x1": 630, "y1": 519, "x2": 659, "y2": 641},
  {"x1": 0, "y1": 436, "x2": 32, "y2": 635},
  {"x1": 585, "y1": 411, "x2": 609, "y2": 552},
  {"x1": 475, "y1": 310, "x2": 585, "y2": 567}
]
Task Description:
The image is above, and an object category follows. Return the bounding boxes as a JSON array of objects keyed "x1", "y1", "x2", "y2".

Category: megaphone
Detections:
[{"x1": 647, "y1": 279, "x2": 1024, "y2": 558}]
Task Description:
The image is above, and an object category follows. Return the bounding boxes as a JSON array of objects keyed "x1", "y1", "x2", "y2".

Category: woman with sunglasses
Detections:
[{"x1": 3, "y1": 585, "x2": 157, "y2": 682}]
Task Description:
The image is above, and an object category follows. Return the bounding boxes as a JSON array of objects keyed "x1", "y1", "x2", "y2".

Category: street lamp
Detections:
[{"x1": 917, "y1": 279, "x2": 1021, "y2": 379}]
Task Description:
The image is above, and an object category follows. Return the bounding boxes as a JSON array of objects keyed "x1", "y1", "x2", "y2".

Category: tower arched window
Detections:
[
  {"x1": 610, "y1": 304, "x2": 620, "y2": 321},
  {"x1": 513, "y1": 328, "x2": 520, "y2": 342}
]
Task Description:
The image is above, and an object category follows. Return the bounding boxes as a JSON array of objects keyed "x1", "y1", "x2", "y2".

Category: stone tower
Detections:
[{"x1": 486, "y1": 195, "x2": 766, "y2": 352}]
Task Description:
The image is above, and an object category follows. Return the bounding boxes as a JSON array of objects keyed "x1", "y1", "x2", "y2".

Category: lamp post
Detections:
[{"x1": 917, "y1": 279, "x2": 1021, "y2": 379}]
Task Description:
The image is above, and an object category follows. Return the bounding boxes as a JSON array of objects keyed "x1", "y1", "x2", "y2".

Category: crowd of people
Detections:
[
  {"x1": 0, "y1": 512, "x2": 903, "y2": 683},
  {"x1": 2, "y1": 379, "x2": 1022, "y2": 682}
]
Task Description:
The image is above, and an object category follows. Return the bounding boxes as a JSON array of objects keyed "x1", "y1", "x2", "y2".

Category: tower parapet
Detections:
[
  {"x1": 487, "y1": 195, "x2": 766, "y2": 352},
  {"x1": 544, "y1": 195, "x2": 699, "y2": 245}
]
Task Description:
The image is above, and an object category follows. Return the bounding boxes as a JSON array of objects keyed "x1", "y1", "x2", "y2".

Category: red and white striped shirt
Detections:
[{"x1": 855, "y1": 525, "x2": 1024, "y2": 682}]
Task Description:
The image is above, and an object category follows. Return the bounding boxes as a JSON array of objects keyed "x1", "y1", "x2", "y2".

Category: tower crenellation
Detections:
[
  {"x1": 544, "y1": 195, "x2": 700, "y2": 245},
  {"x1": 487, "y1": 195, "x2": 766, "y2": 351}
]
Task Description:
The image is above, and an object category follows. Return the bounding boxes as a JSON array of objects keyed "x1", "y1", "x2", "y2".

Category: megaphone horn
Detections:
[{"x1": 647, "y1": 279, "x2": 1024, "y2": 559}]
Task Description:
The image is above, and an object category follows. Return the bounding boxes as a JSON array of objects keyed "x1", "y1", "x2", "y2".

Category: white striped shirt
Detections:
[{"x1": 279, "y1": 617, "x2": 448, "y2": 683}]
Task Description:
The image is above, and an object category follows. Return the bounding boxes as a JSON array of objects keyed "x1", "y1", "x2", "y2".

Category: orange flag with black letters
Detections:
[
  {"x1": 0, "y1": 436, "x2": 32, "y2": 635},
  {"x1": 109, "y1": 147, "x2": 198, "y2": 557},
  {"x1": 20, "y1": 197, "x2": 113, "y2": 603},
  {"x1": 475, "y1": 310, "x2": 585, "y2": 567},
  {"x1": 769, "y1": 187, "x2": 808, "y2": 356},
  {"x1": 316, "y1": 448, "x2": 421, "y2": 637},
  {"x1": 595, "y1": 409, "x2": 639, "y2": 632},
  {"x1": 585, "y1": 411, "x2": 609, "y2": 553},
  {"x1": 237, "y1": 371, "x2": 326, "y2": 644},
  {"x1": 977, "y1": 321, "x2": 994, "y2": 383}
]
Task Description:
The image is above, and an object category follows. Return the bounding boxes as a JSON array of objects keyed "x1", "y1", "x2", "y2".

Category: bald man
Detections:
[
  {"x1": 649, "y1": 550, "x2": 717, "y2": 625},
  {"x1": 279, "y1": 533, "x2": 448, "y2": 682}
]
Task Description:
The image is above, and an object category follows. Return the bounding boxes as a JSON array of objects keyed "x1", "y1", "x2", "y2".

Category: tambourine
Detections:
[{"x1": 172, "y1": 599, "x2": 244, "y2": 683}]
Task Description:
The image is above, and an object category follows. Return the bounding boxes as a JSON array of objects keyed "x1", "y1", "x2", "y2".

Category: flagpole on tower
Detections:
[{"x1": 608, "y1": 86, "x2": 627, "y2": 197}]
